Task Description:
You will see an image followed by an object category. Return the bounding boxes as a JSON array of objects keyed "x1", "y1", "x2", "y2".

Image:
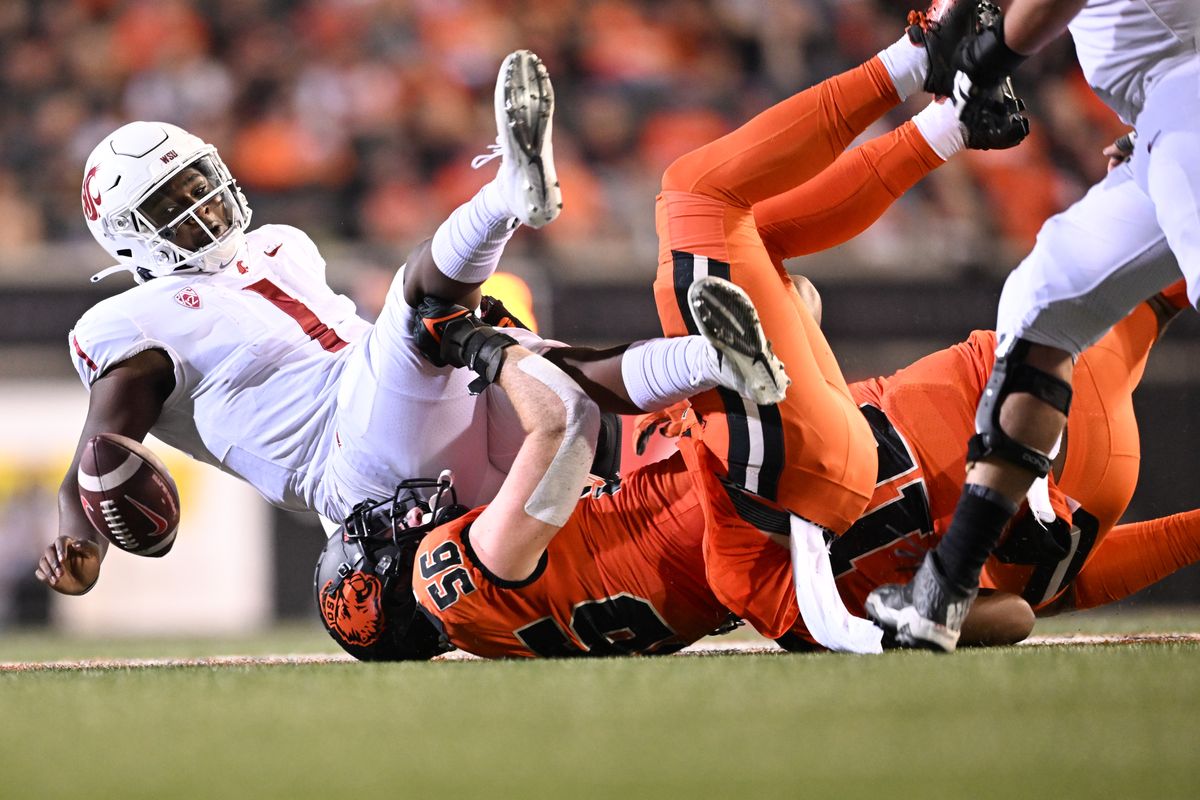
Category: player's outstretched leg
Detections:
[
  {"x1": 688, "y1": 277, "x2": 790, "y2": 407},
  {"x1": 405, "y1": 50, "x2": 560, "y2": 306}
]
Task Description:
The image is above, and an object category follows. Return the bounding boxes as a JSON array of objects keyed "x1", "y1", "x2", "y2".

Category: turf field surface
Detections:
[{"x1": 2, "y1": 613, "x2": 1197, "y2": 799}]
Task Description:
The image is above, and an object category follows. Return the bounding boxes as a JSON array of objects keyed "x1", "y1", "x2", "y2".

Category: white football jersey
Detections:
[
  {"x1": 1069, "y1": 0, "x2": 1199, "y2": 123},
  {"x1": 69, "y1": 224, "x2": 371, "y2": 511},
  {"x1": 71, "y1": 224, "x2": 560, "y2": 521}
]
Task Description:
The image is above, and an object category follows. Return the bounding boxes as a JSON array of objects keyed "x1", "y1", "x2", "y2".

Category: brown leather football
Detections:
[{"x1": 78, "y1": 433, "x2": 180, "y2": 557}]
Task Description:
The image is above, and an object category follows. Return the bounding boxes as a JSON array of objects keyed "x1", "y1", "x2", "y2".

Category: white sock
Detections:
[
  {"x1": 912, "y1": 99, "x2": 965, "y2": 161},
  {"x1": 621, "y1": 336, "x2": 722, "y2": 411},
  {"x1": 430, "y1": 180, "x2": 518, "y2": 284},
  {"x1": 877, "y1": 34, "x2": 928, "y2": 102}
]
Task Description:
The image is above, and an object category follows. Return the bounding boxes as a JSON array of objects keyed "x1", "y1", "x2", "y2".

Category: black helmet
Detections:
[{"x1": 314, "y1": 473, "x2": 468, "y2": 661}]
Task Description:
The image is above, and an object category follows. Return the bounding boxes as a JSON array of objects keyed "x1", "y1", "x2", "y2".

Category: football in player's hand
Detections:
[{"x1": 78, "y1": 433, "x2": 180, "y2": 557}]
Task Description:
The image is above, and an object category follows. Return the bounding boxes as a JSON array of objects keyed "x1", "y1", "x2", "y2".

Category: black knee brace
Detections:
[{"x1": 966, "y1": 339, "x2": 1073, "y2": 477}]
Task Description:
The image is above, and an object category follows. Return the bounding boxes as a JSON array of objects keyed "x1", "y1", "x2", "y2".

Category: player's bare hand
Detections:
[
  {"x1": 1103, "y1": 131, "x2": 1136, "y2": 172},
  {"x1": 35, "y1": 536, "x2": 102, "y2": 595}
]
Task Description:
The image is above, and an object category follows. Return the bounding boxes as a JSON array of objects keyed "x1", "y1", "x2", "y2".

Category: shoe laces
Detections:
[{"x1": 470, "y1": 140, "x2": 503, "y2": 170}]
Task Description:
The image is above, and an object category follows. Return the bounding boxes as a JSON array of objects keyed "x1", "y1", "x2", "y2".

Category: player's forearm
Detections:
[
  {"x1": 1002, "y1": 0, "x2": 1088, "y2": 55},
  {"x1": 471, "y1": 350, "x2": 599, "y2": 580},
  {"x1": 543, "y1": 345, "x2": 640, "y2": 415},
  {"x1": 498, "y1": 350, "x2": 599, "y2": 462},
  {"x1": 958, "y1": 0, "x2": 1086, "y2": 87}
]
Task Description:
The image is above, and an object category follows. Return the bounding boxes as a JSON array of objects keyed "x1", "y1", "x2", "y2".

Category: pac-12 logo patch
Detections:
[{"x1": 174, "y1": 287, "x2": 202, "y2": 309}]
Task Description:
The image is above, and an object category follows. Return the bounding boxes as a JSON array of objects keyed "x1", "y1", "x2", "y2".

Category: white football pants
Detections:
[
  {"x1": 996, "y1": 57, "x2": 1199, "y2": 354},
  {"x1": 318, "y1": 266, "x2": 548, "y2": 518}
]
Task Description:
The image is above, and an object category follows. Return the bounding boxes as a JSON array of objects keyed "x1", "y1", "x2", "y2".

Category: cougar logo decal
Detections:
[
  {"x1": 82, "y1": 166, "x2": 102, "y2": 221},
  {"x1": 320, "y1": 572, "x2": 384, "y2": 646}
]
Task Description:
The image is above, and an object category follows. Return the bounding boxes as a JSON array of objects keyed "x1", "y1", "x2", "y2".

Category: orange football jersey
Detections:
[
  {"x1": 829, "y1": 330, "x2": 1003, "y2": 617},
  {"x1": 831, "y1": 303, "x2": 1154, "y2": 619},
  {"x1": 412, "y1": 452, "x2": 733, "y2": 658},
  {"x1": 415, "y1": 304, "x2": 1158, "y2": 656}
]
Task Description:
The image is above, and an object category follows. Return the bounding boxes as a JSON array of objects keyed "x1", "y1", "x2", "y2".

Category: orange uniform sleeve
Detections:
[{"x1": 412, "y1": 509, "x2": 551, "y2": 659}]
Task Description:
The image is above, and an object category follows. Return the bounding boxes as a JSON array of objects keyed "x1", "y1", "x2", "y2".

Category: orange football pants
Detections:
[
  {"x1": 653, "y1": 57, "x2": 941, "y2": 533},
  {"x1": 1070, "y1": 509, "x2": 1200, "y2": 610}
]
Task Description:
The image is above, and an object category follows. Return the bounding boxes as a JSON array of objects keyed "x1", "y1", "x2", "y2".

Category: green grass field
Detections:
[{"x1": 2, "y1": 612, "x2": 1198, "y2": 799}]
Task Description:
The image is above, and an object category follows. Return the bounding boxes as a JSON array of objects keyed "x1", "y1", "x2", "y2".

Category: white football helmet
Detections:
[{"x1": 82, "y1": 121, "x2": 251, "y2": 283}]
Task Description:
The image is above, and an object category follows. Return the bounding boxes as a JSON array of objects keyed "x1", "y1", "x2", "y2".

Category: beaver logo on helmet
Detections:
[{"x1": 320, "y1": 572, "x2": 384, "y2": 646}]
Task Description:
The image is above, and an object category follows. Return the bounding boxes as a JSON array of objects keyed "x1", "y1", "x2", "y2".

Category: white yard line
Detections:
[{"x1": 2, "y1": 632, "x2": 1198, "y2": 672}]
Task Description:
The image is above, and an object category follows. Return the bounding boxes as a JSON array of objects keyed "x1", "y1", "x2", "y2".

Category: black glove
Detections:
[
  {"x1": 478, "y1": 295, "x2": 531, "y2": 330},
  {"x1": 956, "y1": 19, "x2": 1027, "y2": 89},
  {"x1": 412, "y1": 296, "x2": 517, "y2": 394}
]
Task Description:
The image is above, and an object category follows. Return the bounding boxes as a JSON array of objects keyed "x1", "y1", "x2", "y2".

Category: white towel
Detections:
[{"x1": 789, "y1": 515, "x2": 884, "y2": 654}]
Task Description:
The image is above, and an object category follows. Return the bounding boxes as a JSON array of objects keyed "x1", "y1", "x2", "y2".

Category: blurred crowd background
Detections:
[
  {"x1": 5, "y1": 0, "x2": 1199, "y2": 628},
  {"x1": 0, "y1": 0, "x2": 1128, "y2": 283}
]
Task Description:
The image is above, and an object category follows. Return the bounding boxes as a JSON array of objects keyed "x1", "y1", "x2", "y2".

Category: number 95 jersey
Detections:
[{"x1": 411, "y1": 453, "x2": 733, "y2": 659}]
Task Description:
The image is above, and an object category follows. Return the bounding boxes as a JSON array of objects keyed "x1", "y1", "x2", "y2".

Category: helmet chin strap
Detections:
[
  {"x1": 90, "y1": 228, "x2": 246, "y2": 284},
  {"x1": 90, "y1": 264, "x2": 130, "y2": 283},
  {"x1": 197, "y1": 228, "x2": 245, "y2": 272}
]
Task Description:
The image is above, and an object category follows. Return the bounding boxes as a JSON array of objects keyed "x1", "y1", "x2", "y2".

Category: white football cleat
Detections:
[
  {"x1": 688, "y1": 276, "x2": 790, "y2": 406},
  {"x1": 472, "y1": 49, "x2": 562, "y2": 228}
]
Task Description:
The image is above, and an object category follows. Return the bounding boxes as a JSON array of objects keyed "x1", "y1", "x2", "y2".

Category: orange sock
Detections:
[
  {"x1": 754, "y1": 120, "x2": 942, "y2": 259},
  {"x1": 1072, "y1": 510, "x2": 1200, "y2": 609},
  {"x1": 661, "y1": 57, "x2": 899, "y2": 207}
]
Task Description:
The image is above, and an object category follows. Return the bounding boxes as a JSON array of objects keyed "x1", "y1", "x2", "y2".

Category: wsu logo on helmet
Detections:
[
  {"x1": 82, "y1": 165, "x2": 102, "y2": 221},
  {"x1": 320, "y1": 572, "x2": 384, "y2": 646}
]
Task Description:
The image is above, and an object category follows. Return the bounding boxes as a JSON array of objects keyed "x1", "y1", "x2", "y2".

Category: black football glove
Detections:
[
  {"x1": 412, "y1": 296, "x2": 517, "y2": 395},
  {"x1": 478, "y1": 294, "x2": 531, "y2": 330},
  {"x1": 955, "y1": 7, "x2": 1027, "y2": 90}
]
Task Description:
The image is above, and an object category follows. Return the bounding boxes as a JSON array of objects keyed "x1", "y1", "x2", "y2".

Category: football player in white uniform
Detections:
[
  {"x1": 867, "y1": 0, "x2": 1200, "y2": 652},
  {"x1": 37, "y1": 51, "x2": 768, "y2": 596}
]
